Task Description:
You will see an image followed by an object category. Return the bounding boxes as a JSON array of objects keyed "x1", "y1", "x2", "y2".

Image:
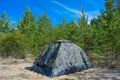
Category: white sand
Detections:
[{"x1": 0, "y1": 58, "x2": 120, "y2": 80}]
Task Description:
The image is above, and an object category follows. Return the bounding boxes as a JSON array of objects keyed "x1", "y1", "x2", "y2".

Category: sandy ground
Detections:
[{"x1": 0, "y1": 58, "x2": 120, "y2": 80}]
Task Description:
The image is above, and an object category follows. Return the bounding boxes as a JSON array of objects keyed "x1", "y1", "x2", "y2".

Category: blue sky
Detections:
[{"x1": 0, "y1": 0, "x2": 105, "y2": 25}]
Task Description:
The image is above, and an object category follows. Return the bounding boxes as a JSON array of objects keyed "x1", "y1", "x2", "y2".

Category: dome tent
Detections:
[{"x1": 33, "y1": 40, "x2": 93, "y2": 77}]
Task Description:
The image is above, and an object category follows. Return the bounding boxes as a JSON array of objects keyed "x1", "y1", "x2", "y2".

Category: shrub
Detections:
[{"x1": 0, "y1": 31, "x2": 30, "y2": 58}]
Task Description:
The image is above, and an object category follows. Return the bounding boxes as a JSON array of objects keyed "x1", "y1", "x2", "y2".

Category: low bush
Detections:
[{"x1": 0, "y1": 31, "x2": 30, "y2": 58}]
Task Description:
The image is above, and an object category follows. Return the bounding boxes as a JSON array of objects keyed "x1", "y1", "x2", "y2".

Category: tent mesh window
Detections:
[
  {"x1": 44, "y1": 43, "x2": 61, "y2": 69},
  {"x1": 37, "y1": 43, "x2": 60, "y2": 69}
]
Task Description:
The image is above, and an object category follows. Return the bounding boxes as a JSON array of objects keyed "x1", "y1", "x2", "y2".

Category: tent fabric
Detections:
[{"x1": 33, "y1": 40, "x2": 93, "y2": 77}]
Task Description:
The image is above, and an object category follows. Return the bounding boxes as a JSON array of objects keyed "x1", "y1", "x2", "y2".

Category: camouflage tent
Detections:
[{"x1": 33, "y1": 40, "x2": 93, "y2": 77}]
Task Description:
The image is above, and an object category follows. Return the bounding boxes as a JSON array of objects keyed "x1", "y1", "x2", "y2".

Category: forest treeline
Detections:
[{"x1": 0, "y1": 0, "x2": 120, "y2": 60}]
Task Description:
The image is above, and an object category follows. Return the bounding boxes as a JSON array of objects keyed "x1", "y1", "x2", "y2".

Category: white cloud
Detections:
[
  {"x1": 86, "y1": 0, "x2": 96, "y2": 5},
  {"x1": 52, "y1": 18, "x2": 57, "y2": 21},
  {"x1": 52, "y1": 9, "x2": 63, "y2": 15},
  {"x1": 52, "y1": 1, "x2": 81, "y2": 15},
  {"x1": 86, "y1": 11, "x2": 99, "y2": 23},
  {"x1": 52, "y1": 0, "x2": 99, "y2": 23},
  {"x1": 11, "y1": 20, "x2": 17, "y2": 24}
]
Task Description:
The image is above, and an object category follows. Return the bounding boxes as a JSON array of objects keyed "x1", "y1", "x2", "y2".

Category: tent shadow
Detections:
[
  {"x1": 25, "y1": 66, "x2": 46, "y2": 76},
  {"x1": 25, "y1": 66, "x2": 33, "y2": 71}
]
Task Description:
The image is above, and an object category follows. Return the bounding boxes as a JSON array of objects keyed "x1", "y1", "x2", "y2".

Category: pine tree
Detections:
[
  {"x1": 38, "y1": 12, "x2": 52, "y2": 32},
  {"x1": 77, "y1": 10, "x2": 92, "y2": 50},
  {"x1": 0, "y1": 11, "x2": 11, "y2": 33},
  {"x1": 18, "y1": 7, "x2": 36, "y2": 34},
  {"x1": 37, "y1": 12, "x2": 53, "y2": 51},
  {"x1": 91, "y1": 0, "x2": 120, "y2": 57}
]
